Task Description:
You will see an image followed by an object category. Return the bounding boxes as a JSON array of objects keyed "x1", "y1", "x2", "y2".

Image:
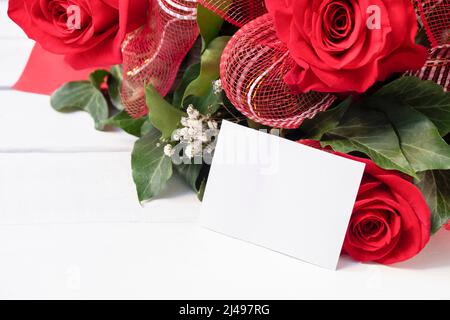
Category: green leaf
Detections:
[
  {"x1": 416, "y1": 170, "x2": 450, "y2": 234},
  {"x1": 131, "y1": 128, "x2": 173, "y2": 202},
  {"x1": 102, "y1": 110, "x2": 146, "y2": 137},
  {"x1": 89, "y1": 69, "x2": 109, "y2": 89},
  {"x1": 376, "y1": 77, "x2": 450, "y2": 136},
  {"x1": 197, "y1": 179, "x2": 207, "y2": 201},
  {"x1": 300, "y1": 97, "x2": 351, "y2": 140},
  {"x1": 172, "y1": 63, "x2": 201, "y2": 108},
  {"x1": 140, "y1": 120, "x2": 155, "y2": 136},
  {"x1": 197, "y1": 4, "x2": 224, "y2": 50},
  {"x1": 51, "y1": 81, "x2": 109, "y2": 130},
  {"x1": 107, "y1": 65, "x2": 124, "y2": 110},
  {"x1": 175, "y1": 163, "x2": 203, "y2": 191},
  {"x1": 370, "y1": 98, "x2": 450, "y2": 172},
  {"x1": 306, "y1": 77, "x2": 450, "y2": 178},
  {"x1": 182, "y1": 36, "x2": 230, "y2": 104},
  {"x1": 183, "y1": 85, "x2": 223, "y2": 115},
  {"x1": 415, "y1": 27, "x2": 431, "y2": 48},
  {"x1": 321, "y1": 104, "x2": 416, "y2": 177},
  {"x1": 145, "y1": 84, "x2": 187, "y2": 139}
]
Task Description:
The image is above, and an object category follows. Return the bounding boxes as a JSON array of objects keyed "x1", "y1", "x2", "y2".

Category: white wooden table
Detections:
[{"x1": 1, "y1": 1, "x2": 450, "y2": 299}]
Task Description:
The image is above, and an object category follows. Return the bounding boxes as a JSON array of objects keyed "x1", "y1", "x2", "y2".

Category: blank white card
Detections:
[{"x1": 200, "y1": 121, "x2": 365, "y2": 270}]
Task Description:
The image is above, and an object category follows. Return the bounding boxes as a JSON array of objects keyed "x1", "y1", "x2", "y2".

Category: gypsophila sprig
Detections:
[
  {"x1": 164, "y1": 105, "x2": 219, "y2": 161},
  {"x1": 212, "y1": 79, "x2": 223, "y2": 96}
]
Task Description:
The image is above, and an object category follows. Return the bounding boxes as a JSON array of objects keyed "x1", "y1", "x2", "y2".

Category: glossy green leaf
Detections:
[
  {"x1": 183, "y1": 85, "x2": 223, "y2": 115},
  {"x1": 172, "y1": 63, "x2": 201, "y2": 108},
  {"x1": 89, "y1": 69, "x2": 109, "y2": 88},
  {"x1": 197, "y1": 179, "x2": 207, "y2": 201},
  {"x1": 300, "y1": 98, "x2": 351, "y2": 140},
  {"x1": 132, "y1": 128, "x2": 173, "y2": 202},
  {"x1": 376, "y1": 77, "x2": 450, "y2": 136},
  {"x1": 416, "y1": 170, "x2": 450, "y2": 234},
  {"x1": 197, "y1": 4, "x2": 224, "y2": 50},
  {"x1": 369, "y1": 98, "x2": 450, "y2": 173},
  {"x1": 102, "y1": 110, "x2": 146, "y2": 137},
  {"x1": 51, "y1": 81, "x2": 109, "y2": 130},
  {"x1": 321, "y1": 104, "x2": 416, "y2": 177},
  {"x1": 309, "y1": 77, "x2": 450, "y2": 178},
  {"x1": 107, "y1": 65, "x2": 124, "y2": 110},
  {"x1": 145, "y1": 84, "x2": 186, "y2": 139},
  {"x1": 182, "y1": 36, "x2": 230, "y2": 104},
  {"x1": 140, "y1": 120, "x2": 155, "y2": 136},
  {"x1": 175, "y1": 163, "x2": 203, "y2": 192}
]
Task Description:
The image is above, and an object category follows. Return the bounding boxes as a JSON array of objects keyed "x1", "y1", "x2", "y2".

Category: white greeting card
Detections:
[{"x1": 200, "y1": 121, "x2": 365, "y2": 270}]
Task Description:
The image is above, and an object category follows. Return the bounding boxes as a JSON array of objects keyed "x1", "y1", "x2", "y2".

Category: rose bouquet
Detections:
[{"x1": 8, "y1": 0, "x2": 450, "y2": 265}]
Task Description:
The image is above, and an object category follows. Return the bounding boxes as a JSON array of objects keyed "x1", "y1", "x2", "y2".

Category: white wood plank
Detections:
[
  {"x1": 0, "y1": 152, "x2": 200, "y2": 225},
  {"x1": 0, "y1": 90, "x2": 136, "y2": 152},
  {"x1": 0, "y1": 38, "x2": 34, "y2": 87},
  {"x1": 0, "y1": 1, "x2": 27, "y2": 39},
  {"x1": 0, "y1": 222, "x2": 448, "y2": 299}
]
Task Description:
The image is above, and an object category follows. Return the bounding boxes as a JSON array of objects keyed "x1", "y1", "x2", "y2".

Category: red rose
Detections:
[
  {"x1": 299, "y1": 140, "x2": 431, "y2": 264},
  {"x1": 8, "y1": 0, "x2": 148, "y2": 69},
  {"x1": 265, "y1": 0, "x2": 428, "y2": 93}
]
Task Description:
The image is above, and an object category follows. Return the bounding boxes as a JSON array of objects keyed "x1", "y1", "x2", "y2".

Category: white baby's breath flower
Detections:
[
  {"x1": 164, "y1": 144, "x2": 174, "y2": 157},
  {"x1": 180, "y1": 117, "x2": 189, "y2": 127},
  {"x1": 170, "y1": 105, "x2": 220, "y2": 159},
  {"x1": 171, "y1": 130, "x2": 181, "y2": 141},
  {"x1": 212, "y1": 79, "x2": 222, "y2": 95},
  {"x1": 207, "y1": 120, "x2": 218, "y2": 130},
  {"x1": 187, "y1": 105, "x2": 200, "y2": 119}
]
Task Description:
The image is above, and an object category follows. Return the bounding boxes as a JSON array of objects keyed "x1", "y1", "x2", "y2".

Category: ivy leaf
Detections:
[
  {"x1": 175, "y1": 163, "x2": 209, "y2": 201},
  {"x1": 197, "y1": 4, "x2": 224, "y2": 51},
  {"x1": 415, "y1": 27, "x2": 431, "y2": 48},
  {"x1": 172, "y1": 63, "x2": 200, "y2": 108},
  {"x1": 145, "y1": 84, "x2": 186, "y2": 139},
  {"x1": 370, "y1": 98, "x2": 450, "y2": 173},
  {"x1": 376, "y1": 77, "x2": 450, "y2": 136},
  {"x1": 140, "y1": 120, "x2": 155, "y2": 136},
  {"x1": 416, "y1": 170, "x2": 450, "y2": 234},
  {"x1": 183, "y1": 85, "x2": 223, "y2": 115},
  {"x1": 197, "y1": 180, "x2": 207, "y2": 201},
  {"x1": 300, "y1": 97, "x2": 351, "y2": 140},
  {"x1": 308, "y1": 77, "x2": 450, "y2": 178},
  {"x1": 102, "y1": 110, "x2": 146, "y2": 137},
  {"x1": 107, "y1": 65, "x2": 124, "y2": 110},
  {"x1": 131, "y1": 128, "x2": 173, "y2": 202},
  {"x1": 175, "y1": 163, "x2": 203, "y2": 192},
  {"x1": 51, "y1": 81, "x2": 109, "y2": 130},
  {"x1": 321, "y1": 104, "x2": 416, "y2": 177},
  {"x1": 182, "y1": 36, "x2": 230, "y2": 104},
  {"x1": 89, "y1": 69, "x2": 109, "y2": 88}
]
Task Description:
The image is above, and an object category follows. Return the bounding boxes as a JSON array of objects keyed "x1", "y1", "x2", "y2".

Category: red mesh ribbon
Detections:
[
  {"x1": 407, "y1": 44, "x2": 450, "y2": 91},
  {"x1": 220, "y1": 14, "x2": 336, "y2": 128},
  {"x1": 414, "y1": 0, "x2": 450, "y2": 47},
  {"x1": 122, "y1": 0, "x2": 199, "y2": 118},
  {"x1": 121, "y1": 0, "x2": 448, "y2": 124},
  {"x1": 198, "y1": 0, "x2": 267, "y2": 27}
]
